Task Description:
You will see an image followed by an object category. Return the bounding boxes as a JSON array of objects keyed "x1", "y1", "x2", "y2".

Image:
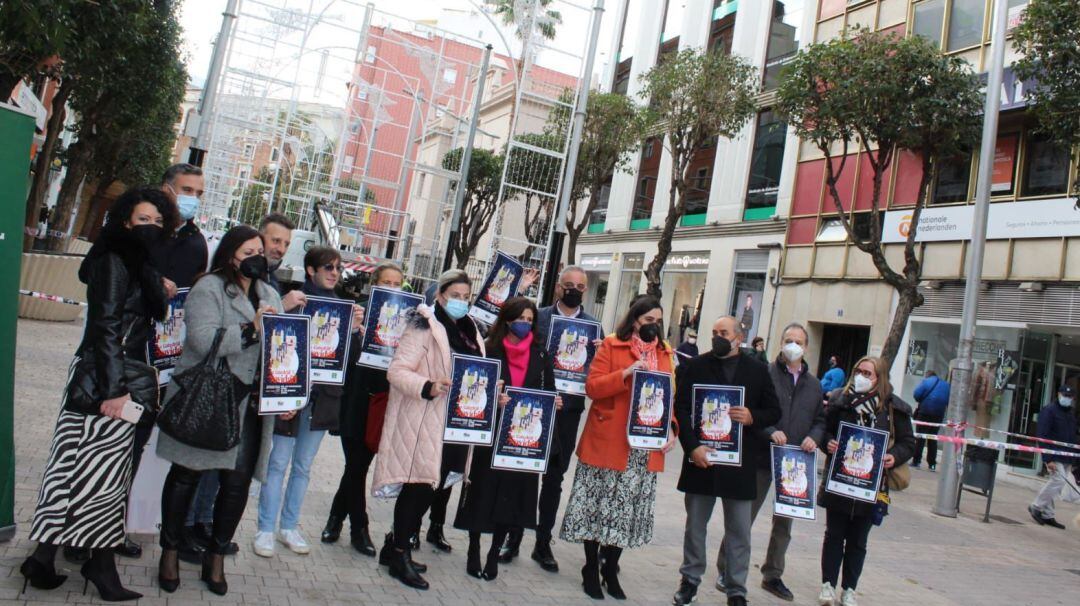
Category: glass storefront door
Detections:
[{"x1": 612, "y1": 254, "x2": 644, "y2": 325}]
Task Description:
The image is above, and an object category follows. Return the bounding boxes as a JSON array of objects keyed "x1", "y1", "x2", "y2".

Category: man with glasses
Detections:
[{"x1": 498, "y1": 266, "x2": 602, "y2": 573}]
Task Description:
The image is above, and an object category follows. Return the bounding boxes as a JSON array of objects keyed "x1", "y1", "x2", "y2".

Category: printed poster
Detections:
[
  {"x1": 627, "y1": 370, "x2": 673, "y2": 450},
  {"x1": 825, "y1": 421, "x2": 889, "y2": 503},
  {"x1": 147, "y1": 288, "x2": 189, "y2": 385},
  {"x1": 906, "y1": 339, "x2": 928, "y2": 377},
  {"x1": 491, "y1": 387, "x2": 557, "y2": 473},
  {"x1": 771, "y1": 444, "x2": 817, "y2": 520},
  {"x1": 259, "y1": 313, "x2": 311, "y2": 414},
  {"x1": 302, "y1": 295, "x2": 354, "y2": 385},
  {"x1": 547, "y1": 316, "x2": 602, "y2": 394},
  {"x1": 358, "y1": 287, "x2": 424, "y2": 369},
  {"x1": 468, "y1": 251, "x2": 523, "y2": 325},
  {"x1": 444, "y1": 354, "x2": 502, "y2": 445},
  {"x1": 692, "y1": 385, "x2": 744, "y2": 465}
]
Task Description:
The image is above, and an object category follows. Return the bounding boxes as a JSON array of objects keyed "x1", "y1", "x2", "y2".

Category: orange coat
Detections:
[{"x1": 577, "y1": 335, "x2": 676, "y2": 473}]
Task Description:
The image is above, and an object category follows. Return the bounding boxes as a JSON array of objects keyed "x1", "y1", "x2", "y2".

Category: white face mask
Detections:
[
  {"x1": 853, "y1": 374, "x2": 874, "y2": 394},
  {"x1": 781, "y1": 342, "x2": 804, "y2": 362},
  {"x1": 1060, "y1": 396, "x2": 1074, "y2": 408}
]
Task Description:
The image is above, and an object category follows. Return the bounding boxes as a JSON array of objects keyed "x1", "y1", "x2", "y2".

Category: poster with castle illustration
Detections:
[
  {"x1": 302, "y1": 296, "x2": 354, "y2": 385},
  {"x1": 825, "y1": 421, "x2": 889, "y2": 503},
  {"x1": 444, "y1": 354, "x2": 502, "y2": 445},
  {"x1": 147, "y1": 288, "x2": 189, "y2": 385},
  {"x1": 771, "y1": 444, "x2": 817, "y2": 520},
  {"x1": 627, "y1": 370, "x2": 673, "y2": 450},
  {"x1": 469, "y1": 251, "x2": 524, "y2": 325},
  {"x1": 692, "y1": 385, "x2": 745, "y2": 465},
  {"x1": 492, "y1": 387, "x2": 557, "y2": 473},
  {"x1": 546, "y1": 316, "x2": 601, "y2": 394},
  {"x1": 259, "y1": 313, "x2": 311, "y2": 414},
  {"x1": 358, "y1": 287, "x2": 424, "y2": 369}
]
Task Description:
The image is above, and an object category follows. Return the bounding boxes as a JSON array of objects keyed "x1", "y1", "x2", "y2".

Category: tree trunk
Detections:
[
  {"x1": 46, "y1": 142, "x2": 91, "y2": 252},
  {"x1": 0, "y1": 73, "x2": 23, "y2": 102},
  {"x1": 79, "y1": 177, "x2": 116, "y2": 240},
  {"x1": 643, "y1": 163, "x2": 687, "y2": 299},
  {"x1": 880, "y1": 283, "x2": 924, "y2": 371},
  {"x1": 565, "y1": 231, "x2": 578, "y2": 266},
  {"x1": 24, "y1": 78, "x2": 72, "y2": 251}
]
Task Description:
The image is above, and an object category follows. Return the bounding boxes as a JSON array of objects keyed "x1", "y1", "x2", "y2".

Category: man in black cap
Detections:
[{"x1": 1028, "y1": 383, "x2": 1079, "y2": 529}]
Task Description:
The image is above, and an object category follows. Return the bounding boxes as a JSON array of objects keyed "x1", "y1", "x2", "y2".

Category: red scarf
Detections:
[
  {"x1": 630, "y1": 334, "x2": 659, "y2": 371},
  {"x1": 503, "y1": 332, "x2": 533, "y2": 387}
]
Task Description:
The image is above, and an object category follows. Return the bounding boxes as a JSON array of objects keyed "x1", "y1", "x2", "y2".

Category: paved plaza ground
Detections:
[{"x1": 2, "y1": 318, "x2": 1078, "y2": 605}]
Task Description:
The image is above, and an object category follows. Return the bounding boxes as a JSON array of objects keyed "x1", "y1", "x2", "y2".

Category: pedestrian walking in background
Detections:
[
  {"x1": 750, "y1": 336, "x2": 769, "y2": 364},
  {"x1": 820, "y1": 355, "x2": 846, "y2": 396},
  {"x1": 911, "y1": 370, "x2": 950, "y2": 471},
  {"x1": 1028, "y1": 384, "x2": 1080, "y2": 530},
  {"x1": 676, "y1": 328, "x2": 700, "y2": 361}
]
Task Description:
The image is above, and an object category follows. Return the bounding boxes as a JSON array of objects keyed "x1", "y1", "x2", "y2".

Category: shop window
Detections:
[
  {"x1": 933, "y1": 153, "x2": 973, "y2": 203},
  {"x1": 729, "y1": 270, "x2": 766, "y2": 342},
  {"x1": 1021, "y1": 133, "x2": 1070, "y2": 197},
  {"x1": 763, "y1": 1, "x2": 805, "y2": 90},
  {"x1": 744, "y1": 109, "x2": 787, "y2": 220},
  {"x1": 614, "y1": 254, "x2": 645, "y2": 321}
]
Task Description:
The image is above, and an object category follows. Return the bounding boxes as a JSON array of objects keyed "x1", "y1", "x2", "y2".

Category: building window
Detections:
[
  {"x1": 642, "y1": 139, "x2": 654, "y2": 158},
  {"x1": 851, "y1": 212, "x2": 878, "y2": 243},
  {"x1": 632, "y1": 177, "x2": 654, "y2": 222},
  {"x1": 992, "y1": 133, "x2": 1019, "y2": 196},
  {"x1": 815, "y1": 218, "x2": 847, "y2": 242},
  {"x1": 744, "y1": 109, "x2": 787, "y2": 219},
  {"x1": 763, "y1": 1, "x2": 805, "y2": 90},
  {"x1": 947, "y1": 0, "x2": 985, "y2": 50},
  {"x1": 442, "y1": 67, "x2": 457, "y2": 85},
  {"x1": 913, "y1": 0, "x2": 946, "y2": 47},
  {"x1": 1021, "y1": 133, "x2": 1070, "y2": 197},
  {"x1": 933, "y1": 153, "x2": 973, "y2": 203},
  {"x1": 611, "y1": 0, "x2": 644, "y2": 94},
  {"x1": 365, "y1": 45, "x2": 377, "y2": 63}
]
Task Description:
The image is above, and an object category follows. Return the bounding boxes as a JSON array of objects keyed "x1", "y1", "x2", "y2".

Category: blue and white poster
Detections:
[
  {"x1": 771, "y1": 444, "x2": 817, "y2": 520},
  {"x1": 444, "y1": 354, "x2": 502, "y2": 445},
  {"x1": 259, "y1": 313, "x2": 311, "y2": 415},
  {"x1": 148, "y1": 288, "x2": 189, "y2": 385},
  {"x1": 468, "y1": 251, "x2": 524, "y2": 325},
  {"x1": 547, "y1": 316, "x2": 602, "y2": 395},
  {"x1": 358, "y1": 287, "x2": 424, "y2": 369},
  {"x1": 627, "y1": 370, "x2": 673, "y2": 450},
  {"x1": 692, "y1": 385, "x2": 745, "y2": 465},
  {"x1": 826, "y1": 422, "x2": 889, "y2": 503},
  {"x1": 302, "y1": 295, "x2": 354, "y2": 385},
  {"x1": 492, "y1": 387, "x2": 557, "y2": 473}
]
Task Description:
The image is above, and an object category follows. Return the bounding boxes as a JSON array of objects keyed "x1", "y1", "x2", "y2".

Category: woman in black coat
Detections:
[
  {"x1": 454, "y1": 296, "x2": 561, "y2": 581},
  {"x1": 21, "y1": 188, "x2": 177, "y2": 602},
  {"x1": 817, "y1": 356, "x2": 916, "y2": 606}
]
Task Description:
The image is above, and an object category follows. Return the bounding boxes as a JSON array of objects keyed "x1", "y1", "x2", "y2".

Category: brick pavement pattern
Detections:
[{"x1": 2, "y1": 319, "x2": 1079, "y2": 605}]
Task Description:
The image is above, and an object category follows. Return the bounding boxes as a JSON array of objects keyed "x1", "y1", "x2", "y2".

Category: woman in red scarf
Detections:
[{"x1": 454, "y1": 296, "x2": 561, "y2": 581}]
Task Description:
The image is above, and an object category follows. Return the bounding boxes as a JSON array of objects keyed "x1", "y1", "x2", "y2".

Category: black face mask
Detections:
[
  {"x1": 130, "y1": 224, "x2": 163, "y2": 247},
  {"x1": 638, "y1": 322, "x2": 661, "y2": 343},
  {"x1": 560, "y1": 288, "x2": 583, "y2": 309},
  {"x1": 712, "y1": 336, "x2": 732, "y2": 358},
  {"x1": 238, "y1": 255, "x2": 268, "y2": 280}
]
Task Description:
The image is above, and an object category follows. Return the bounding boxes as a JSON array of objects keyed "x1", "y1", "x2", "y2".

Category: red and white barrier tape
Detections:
[
  {"x1": 18, "y1": 290, "x2": 87, "y2": 306},
  {"x1": 913, "y1": 432, "x2": 1079, "y2": 459},
  {"x1": 913, "y1": 419, "x2": 1079, "y2": 450}
]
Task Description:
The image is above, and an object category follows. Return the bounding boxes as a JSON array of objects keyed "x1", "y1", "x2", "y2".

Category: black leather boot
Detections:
[
  {"x1": 498, "y1": 526, "x2": 522, "y2": 563},
  {"x1": 531, "y1": 535, "x2": 559, "y2": 572},
  {"x1": 80, "y1": 549, "x2": 142, "y2": 602},
  {"x1": 351, "y1": 526, "x2": 376, "y2": 556},
  {"x1": 582, "y1": 540, "x2": 603, "y2": 600},
  {"x1": 426, "y1": 523, "x2": 453, "y2": 553},
  {"x1": 115, "y1": 536, "x2": 142, "y2": 559},
  {"x1": 388, "y1": 547, "x2": 429, "y2": 590},
  {"x1": 19, "y1": 544, "x2": 66, "y2": 593},
  {"x1": 600, "y1": 545, "x2": 626, "y2": 599},
  {"x1": 322, "y1": 514, "x2": 344, "y2": 544},
  {"x1": 482, "y1": 540, "x2": 500, "y2": 581},
  {"x1": 380, "y1": 532, "x2": 426, "y2": 572},
  {"x1": 466, "y1": 534, "x2": 483, "y2": 578}
]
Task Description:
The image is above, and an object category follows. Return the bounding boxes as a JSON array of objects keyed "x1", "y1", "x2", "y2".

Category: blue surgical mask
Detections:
[
  {"x1": 509, "y1": 320, "x2": 532, "y2": 339},
  {"x1": 444, "y1": 299, "x2": 469, "y2": 320},
  {"x1": 176, "y1": 194, "x2": 199, "y2": 220},
  {"x1": 1060, "y1": 396, "x2": 1074, "y2": 408}
]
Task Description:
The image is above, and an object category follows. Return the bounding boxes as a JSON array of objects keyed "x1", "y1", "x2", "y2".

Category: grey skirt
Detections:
[{"x1": 559, "y1": 449, "x2": 657, "y2": 548}]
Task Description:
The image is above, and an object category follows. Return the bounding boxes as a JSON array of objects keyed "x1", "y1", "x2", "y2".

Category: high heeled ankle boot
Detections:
[
  {"x1": 600, "y1": 545, "x2": 626, "y2": 599},
  {"x1": 350, "y1": 525, "x2": 376, "y2": 557},
  {"x1": 482, "y1": 542, "x2": 500, "y2": 581},
  {"x1": 426, "y1": 523, "x2": 452, "y2": 552},
  {"x1": 498, "y1": 527, "x2": 522, "y2": 563},
  {"x1": 466, "y1": 535, "x2": 483, "y2": 578},
  {"x1": 581, "y1": 541, "x2": 604, "y2": 600},
  {"x1": 200, "y1": 551, "x2": 228, "y2": 596},
  {"x1": 19, "y1": 544, "x2": 67, "y2": 593},
  {"x1": 388, "y1": 547, "x2": 429, "y2": 590},
  {"x1": 158, "y1": 549, "x2": 180, "y2": 593},
  {"x1": 80, "y1": 549, "x2": 142, "y2": 602},
  {"x1": 321, "y1": 514, "x2": 343, "y2": 544}
]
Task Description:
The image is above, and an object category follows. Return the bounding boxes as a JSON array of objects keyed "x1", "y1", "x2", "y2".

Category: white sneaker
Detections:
[
  {"x1": 818, "y1": 582, "x2": 837, "y2": 605},
  {"x1": 277, "y1": 528, "x2": 311, "y2": 554},
  {"x1": 253, "y1": 531, "x2": 275, "y2": 557},
  {"x1": 840, "y1": 588, "x2": 858, "y2": 606}
]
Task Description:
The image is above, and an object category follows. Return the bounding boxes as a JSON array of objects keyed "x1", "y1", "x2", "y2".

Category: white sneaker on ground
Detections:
[
  {"x1": 840, "y1": 588, "x2": 858, "y2": 606},
  {"x1": 277, "y1": 528, "x2": 311, "y2": 554},
  {"x1": 818, "y1": 582, "x2": 837, "y2": 605},
  {"x1": 253, "y1": 531, "x2": 275, "y2": 557}
]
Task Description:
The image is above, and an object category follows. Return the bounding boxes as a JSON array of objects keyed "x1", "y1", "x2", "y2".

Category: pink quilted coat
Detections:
[{"x1": 372, "y1": 304, "x2": 485, "y2": 496}]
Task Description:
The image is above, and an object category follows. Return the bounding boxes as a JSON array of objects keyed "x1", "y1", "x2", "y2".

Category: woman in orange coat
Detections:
[{"x1": 560, "y1": 295, "x2": 677, "y2": 600}]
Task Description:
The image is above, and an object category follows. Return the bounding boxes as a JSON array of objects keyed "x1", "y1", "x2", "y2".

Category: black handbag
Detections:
[
  {"x1": 157, "y1": 328, "x2": 249, "y2": 451},
  {"x1": 65, "y1": 356, "x2": 160, "y2": 418}
]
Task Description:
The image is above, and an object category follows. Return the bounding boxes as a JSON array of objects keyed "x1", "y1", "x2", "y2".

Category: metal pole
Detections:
[
  {"x1": 933, "y1": 0, "x2": 1008, "y2": 517},
  {"x1": 442, "y1": 44, "x2": 493, "y2": 272},
  {"x1": 539, "y1": 0, "x2": 605, "y2": 306},
  {"x1": 189, "y1": 0, "x2": 239, "y2": 166}
]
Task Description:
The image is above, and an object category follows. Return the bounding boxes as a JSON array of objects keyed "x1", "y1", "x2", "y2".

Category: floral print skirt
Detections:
[{"x1": 559, "y1": 449, "x2": 657, "y2": 548}]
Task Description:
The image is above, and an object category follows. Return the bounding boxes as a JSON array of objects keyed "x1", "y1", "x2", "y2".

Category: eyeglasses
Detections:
[
  {"x1": 560, "y1": 282, "x2": 586, "y2": 292},
  {"x1": 321, "y1": 263, "x2": 343, "y2": 273}
]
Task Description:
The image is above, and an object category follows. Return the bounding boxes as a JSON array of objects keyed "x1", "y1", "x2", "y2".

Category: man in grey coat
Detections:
[{"x1": 717, "y1": 322, "x2": 825, "y2": 602}]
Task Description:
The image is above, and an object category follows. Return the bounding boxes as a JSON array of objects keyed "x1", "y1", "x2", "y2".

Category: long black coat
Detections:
[
  {"x1": 675, "y1": 353, "x2": 781, "y2": 500},
  {"x1": 454, "y1": 339, "x2": 555, "y2": 533},
  {"x1": 150, "y1": 221, "x2": 208, "y2": 288}
]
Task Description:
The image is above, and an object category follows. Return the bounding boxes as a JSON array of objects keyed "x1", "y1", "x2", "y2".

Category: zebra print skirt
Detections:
[{"x1": 28, "y1": 408, "x2": 136, "y2": 548}]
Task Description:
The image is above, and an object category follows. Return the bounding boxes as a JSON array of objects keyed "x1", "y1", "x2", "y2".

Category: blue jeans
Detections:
[
  {"x1": 186, "y1": 472, "x2": 218, "y2": 526},
  {"x1": 257, "y1": 407, "x2": 326, "y2": 532}
]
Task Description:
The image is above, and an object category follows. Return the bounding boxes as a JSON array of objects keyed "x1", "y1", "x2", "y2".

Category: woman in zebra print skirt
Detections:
[{"x1": 21, "y1": 188, "x2": 177, "y2": 602}]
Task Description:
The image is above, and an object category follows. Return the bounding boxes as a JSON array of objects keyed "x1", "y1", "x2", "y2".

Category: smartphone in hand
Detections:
[{"x1": 119, "y1": 400, "x2": 144, "y2": 425}]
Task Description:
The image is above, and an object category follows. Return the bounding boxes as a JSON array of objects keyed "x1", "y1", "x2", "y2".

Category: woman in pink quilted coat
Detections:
[{"x1": 372, "y1": 269, "x2": 484, "y2": 590}]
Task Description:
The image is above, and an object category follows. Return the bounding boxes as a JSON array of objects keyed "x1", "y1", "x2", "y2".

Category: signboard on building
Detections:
[
  {"x1": 664, "y1": 252, "x2": 711, "y2": 270},
  {"x1": 882, "y1": 198, "x2": 1080, "y2": 243},
  {"x1": 579, "y1": 254, "x2": 613, "y2": 271}
]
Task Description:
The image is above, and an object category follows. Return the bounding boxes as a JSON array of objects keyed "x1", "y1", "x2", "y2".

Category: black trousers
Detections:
[
  {"x1": 536, "y1": 409, "x2": 582, "y2": 539},
  {"x1": 912, "y1": 410, "x2": 944, "y2": 466},
  {"x1": 328, "y1": 436, "x2": 376, "y2": 533},
  {"x1": 393, "y1": 484, "x2": 435, "y2": 550},
  {"x1": 821, "y1": 509, "x2": 874, "y2": 590}
]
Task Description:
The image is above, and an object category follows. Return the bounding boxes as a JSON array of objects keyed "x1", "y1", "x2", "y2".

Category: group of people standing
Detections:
[{"x1": 19, "y1": 163, "x2": 921, "y2": 606}]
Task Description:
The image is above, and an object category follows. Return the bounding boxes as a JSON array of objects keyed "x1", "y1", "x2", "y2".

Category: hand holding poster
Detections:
[
  {"x1": 302, "y1": 296, "x2": 354, "y2": 385},
  {"x1": 147, "y1": 288, "x2": 190, "y2": 385},
  {"x1": 692, "y1": 385, "x2": 744, "y2": 465},
  {"x1": 627, "y1": 370, "x2": 673, "y2": 449},
  {"x1": 771, "y1": 444, "x2": 817, "y2": 520},
  {"x1": 444, "y1": 354, "x2": 502, "y2": 445},
  {"x1": 358, "y1": 287, "x2": 424, "y2": 368},
  {"x1": 492, "y1": 387, "x2": 557, "y2": 473},
  {"x1": 825, "y1": 421, "x2": 889, "y2": 503},
  {"x1": 259, "y1": 313, "x2": 311, "y2": 415},
  {"x1": 547, "y1": 316, "x2": 602, "y2": 394},
  {"x1": 469, "y1": 251, "x2": 524, "y2": 325}
]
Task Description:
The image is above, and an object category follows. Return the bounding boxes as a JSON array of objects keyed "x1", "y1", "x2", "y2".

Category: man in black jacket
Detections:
[
  {"x1": 717, "y1": 322, "x2": 825, "y2": 602},
  {"x1": 672, "y1": 316, "x2": 781, "y2": 606}
]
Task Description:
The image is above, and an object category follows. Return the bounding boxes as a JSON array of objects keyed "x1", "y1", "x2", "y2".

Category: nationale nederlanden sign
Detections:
[{"x1": 881, "y1": 198, "x2": 1080, "y2": 243}]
